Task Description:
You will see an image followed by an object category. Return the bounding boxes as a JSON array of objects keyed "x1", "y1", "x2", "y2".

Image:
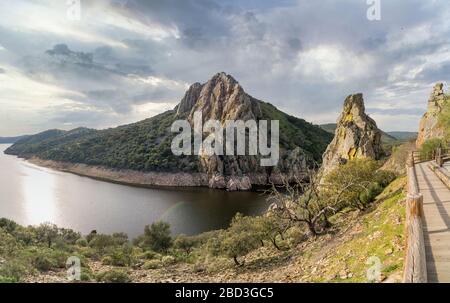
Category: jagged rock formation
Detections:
[
  {"x1": 175, "y1": 72, "x2": 315, "y2": 190},
  {"x1": 321, "y1": 93, "x2": 384, "y2": 177},
  {"x1": 416, "y1": 83, "x2": 447, "y2": 147}
]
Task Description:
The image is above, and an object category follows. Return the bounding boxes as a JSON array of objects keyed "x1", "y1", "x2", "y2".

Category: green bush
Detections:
[
  {"x1": 0, "y1": 275, "x2": 16, "y2": 283},
  {"x1": 419, "y1": 138, "x2": 446, "y2": 160},
  {"x1": 101, "y1": 256, "x2": 113, "y2": 265},
  {"x1": 31, "y1": 249, "x2": 68, "y2": 272},
  {"x1": 89, "y1": 234, "x2": 116, "y2": 253},
  {"x1": 102, "y1": 247, "x2": 134, "y2": 267},
  {"x1": 33, "y1": 254, "x2": 57, "y2": 272},
  {"x1": 173, "y1": 235, "x2": 197, "y2": 255},
  {"x1": 95, "y1": 269, "x2": 131, "y2": 283},
  {"x1": 75, "y1": 238, "x2": 88, "y2": 247},
  {"x1": 207, "y1": 214, "x2": 262, "y2": 266},
  {"x1": 0, "y1": 260, "x2": 30, "y2": 282},
  {"x1": 161, "y1": 255, "x2": 176, "y2": 266},
  {"x1": 142, "y1": 259, "x2": 162, "y2": 269},
  {"x1": 141, "y1": 221, "x2": 172, "y2": 253},
  {"x1": 0, "y1": 218, "x2": 19, "y2": 233},
  {"x1": 34, "y1": 223, "x2": 60, "y2": 248},
  {"x1": 136, "y1": 250, "x2": 161, "y2": 260},
  {"x1": 324, "y1": 159, "x2": 383, "y2": 210}
]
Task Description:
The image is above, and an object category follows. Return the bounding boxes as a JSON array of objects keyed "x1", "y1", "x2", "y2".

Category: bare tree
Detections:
[{"x1": 267, "y1": 166, "x2": 337, "y2": 236}]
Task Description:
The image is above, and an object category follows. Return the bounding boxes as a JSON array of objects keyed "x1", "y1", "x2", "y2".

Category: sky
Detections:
[{"x1": 0, "y1": 0, "x2": 449, "y2": 136}]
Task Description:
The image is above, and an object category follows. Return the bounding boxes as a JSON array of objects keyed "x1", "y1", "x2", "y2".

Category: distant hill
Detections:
[
  {"x1": 386, "y1": 131, "x2": 418, "y2": 141},
  {"x1": 6, "y1": 72, "x2": 333, "y2": 189},
  {"x1": 0, "y1": 135, "x2": 29, "y2": 144}
]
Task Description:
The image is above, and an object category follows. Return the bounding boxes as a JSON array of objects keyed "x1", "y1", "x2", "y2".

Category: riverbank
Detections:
[
  {"x1": 25, "y1": 157, "x2": 283, "y2": 191},
  {"x1": 28, "y1": 157, "x2": 210, "y2": 189}
]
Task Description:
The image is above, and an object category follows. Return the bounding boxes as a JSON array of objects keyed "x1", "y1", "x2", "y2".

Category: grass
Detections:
[{"x1": 306, "y1": 177, "x2": 406, "y2": 282}]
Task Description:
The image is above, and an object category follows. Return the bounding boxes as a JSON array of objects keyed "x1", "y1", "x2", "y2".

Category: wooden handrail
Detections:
[{"x1": 403, "y1": 152, "x2": 427, "y2": 283}]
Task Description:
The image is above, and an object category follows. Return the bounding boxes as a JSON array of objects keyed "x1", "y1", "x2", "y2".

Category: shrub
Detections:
[
  {"x1": 11, "y1": 227, "x2": 35, "y2": 246},
  {"x1": 33, "y1": 254, "x2": 57, "y2": 272},
  {"x1": 102, "y1": 247, "x2": 135, "y2": 267},
  {"x1": 137, "y1": 250, "x2": 161, "y2": 261},
  {"x1": 0, "y1": 275, "x2": 16, "y2": 283},
  {"x1": 207, "y1": 215, "x2": 261, "y2": 266},
  {"x1": 419, "y1": 138, "x2": 446, "y2": 160},
  {"x1": 89, "y1": 234, "x2": 116, "y2": 252},
  {"x1": 173, "y1": 235, "x2": 197, "y2": 255},
  {"x1": 34, "y1": 223, "x2": 60, "y2": 248},
  {"x1": 111, "y1": 233, "x2": 128, "y2": 246},
  {"x1": 161, "y1": 255, "x2": 176, "y2": 266},
  {"x1": 31, "y1": 249, "x2": 68, "y2": 272},
  {"x1": 0, "y1": 260, "x2": 30, "y2": 282},
  {"x1": 0, "y1": 218, "x2": 18, "y2": 233},
  {"x1": 95, "y1": 269, "x2": 131, "y2": 283},
  {"x1": 80, "y1": 272, "x2": 92, "y2": 282},
  {"x1": 101, "y1": 256, "x2": 113, "y2": 265},
  {"x1": 59, "y1": 228, "x2": 81, "y2": 245},
  {"x1": 75, "y1": 238, "x2": 88, "y2": 247},
  {"x1": 142, "y1": 259, "x2": 162, "y2": 269},
  {"x1": 142, "y1": 221, "x2": 172, "y2": 253},
  {"x1": 324, "y1": 159, "x2": 382, "y2": 210}
]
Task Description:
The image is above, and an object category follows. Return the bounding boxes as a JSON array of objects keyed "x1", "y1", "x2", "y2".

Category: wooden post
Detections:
[
  {"x1": 403, "y1": 193, "x2": 427, "y2": 283},
  {"x1": 437, "y1": 148, "x2": 443, "y2": 167}
]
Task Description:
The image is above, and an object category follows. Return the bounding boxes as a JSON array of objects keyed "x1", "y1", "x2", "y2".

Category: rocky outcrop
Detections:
[
  {"x1": 174, "y1": 72, "x2": 309, "y2": 191},
  {"x1": 416, "y1": 83, "x2": 447, "y2": 147},
  {"x1": 321, "y1": 93, "x2": 383, "y2": 177}
]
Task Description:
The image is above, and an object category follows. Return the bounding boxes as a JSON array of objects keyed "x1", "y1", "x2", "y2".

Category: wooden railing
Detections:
[
  {"x1": 403, "y1": 152, "x2": 427, "y2": 283},
  {"x1": 413, "y1": 147, "x2": 450, "y2": 167}
]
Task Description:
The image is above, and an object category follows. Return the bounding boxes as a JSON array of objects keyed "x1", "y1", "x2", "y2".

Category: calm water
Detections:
[{"x1": 0, "y1": 144, "x2": 270, "y2": 238}]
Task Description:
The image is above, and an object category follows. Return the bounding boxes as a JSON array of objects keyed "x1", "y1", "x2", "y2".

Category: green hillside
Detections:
[{"x1": 6, "y1": 103, "x2": 332, "y2": 173}]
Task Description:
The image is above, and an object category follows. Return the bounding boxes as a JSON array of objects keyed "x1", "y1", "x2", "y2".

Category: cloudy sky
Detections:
[{"x1": 0, "y1": 0, "x2": 449, "y2": 136}]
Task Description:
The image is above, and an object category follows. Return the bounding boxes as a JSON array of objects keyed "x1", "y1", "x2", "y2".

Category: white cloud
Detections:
[{"x1": 296, "y1": 45, "x2": 374, "y2": 83}]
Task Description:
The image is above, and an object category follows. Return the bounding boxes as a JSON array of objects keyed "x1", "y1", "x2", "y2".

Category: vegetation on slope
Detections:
[
  {"x1": 6, "y1": 103, "x2": 332, "y2": 172},
  {"x1": 260, "y1": 102, "x2": 333, "y2": 162}
]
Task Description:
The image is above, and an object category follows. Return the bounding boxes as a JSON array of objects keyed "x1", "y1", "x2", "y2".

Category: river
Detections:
[{"x1": 0, "y1": 144, "x2": 270, "y2": 238}]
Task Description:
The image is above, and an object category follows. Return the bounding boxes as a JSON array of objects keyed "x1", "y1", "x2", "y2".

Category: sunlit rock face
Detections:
[
  {"x1": 416, "y1": 83, "x2": 447, "y2": 148},
  {"x1": 320, "y1": 93, "x2": 383, "y2": 177}
]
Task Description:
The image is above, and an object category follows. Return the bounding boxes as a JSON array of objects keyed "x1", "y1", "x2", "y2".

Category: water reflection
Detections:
[{"x1": 21, "y1": 163, "x2": 57, "y2": 225}]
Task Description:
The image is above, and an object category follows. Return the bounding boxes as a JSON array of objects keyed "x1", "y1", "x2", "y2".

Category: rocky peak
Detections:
[
  {"x1": 321, "y1": 93, "x2": 383, "y2": 177},
  {"x1": 176, "y1": 82, "x2": 203, "y2": 115},
  {"x1": 191, "y1": 72, "x2": 261, "y2": 123},
  {"x1": 175, "y1": 72, "x2": 261, "y2": 122},
  {"x1": 416, "y1": 83, "x2": 447, "y2": 147}
]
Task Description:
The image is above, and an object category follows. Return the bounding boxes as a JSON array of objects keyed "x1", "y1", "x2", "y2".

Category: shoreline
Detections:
[
  {"x1": 27, "y1": 157, "x2": 210, "y2": 190},
  {"x1": 24, "y1": 157, "x2": 274, "y2": 192}
]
